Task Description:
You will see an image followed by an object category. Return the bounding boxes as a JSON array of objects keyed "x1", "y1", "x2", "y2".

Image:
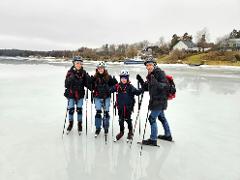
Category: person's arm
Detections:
[
  {"x1": 109, "y1": 75, "x2": 118, "y2": 86},
  {"x1": 131, "y1": 84, "x2": 143, "y2": 96},
  {"x1": 109, "y1": 83, "x2": 117, "y2": 93},
  {"x1": 136, "y1": 74, "x2": 148, "y2": 91},
  {"x1": 65, "y1": 71, "x2": 74, "y2": 88},
  {"x1": 84, "y1": 72, "x2": 92, "y2": 90}
]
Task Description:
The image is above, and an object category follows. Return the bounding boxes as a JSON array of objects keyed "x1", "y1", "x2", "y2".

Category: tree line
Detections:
[{"x1": 0, "y1": 29, "x2": 239, "y2": 61}]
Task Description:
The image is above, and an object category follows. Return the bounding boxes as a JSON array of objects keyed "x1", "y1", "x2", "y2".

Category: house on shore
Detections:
[
  {"x1": 173, "y1": 40, "x2": 198, "y2": 52},
  {"x1": 228, "y1": 38, "x2": 240, "y2": 51}
]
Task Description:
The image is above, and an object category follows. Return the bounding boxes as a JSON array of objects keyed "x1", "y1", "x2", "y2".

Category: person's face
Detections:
[
  {"x1": 146, "y1": 63, "x2": 154, "y2": 73},
  {"x1": 120, "y1": 77, "x2": 128, "y2": 84},
  {"x1": 74, "y1": 61, "x2": 82, "y2": 70},
  {"x1": 97, "y1": 67, "x2": 105, "y2": 74}
]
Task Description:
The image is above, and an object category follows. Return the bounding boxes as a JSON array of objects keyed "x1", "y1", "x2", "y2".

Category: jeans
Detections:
[
  {"x1": 148, "y1": 110, "x2": 171, "y2": 141},
  {"x1": 94, "y1": 97, "x2": 110, "y2": 130},
  {"x1": 68, "y1": 98, "x2": 83, "y2": 122}
]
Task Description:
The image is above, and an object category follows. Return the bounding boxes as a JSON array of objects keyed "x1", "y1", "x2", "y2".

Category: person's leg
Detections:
[
  {"x1": 94, "y1": 98, "x2": 102, "y2": 134},
  {"x1": 158, "y1": 110, "x2": 172, "y2": 141},
  {"x1": 148, "y1": 110, "x2": 160, "y2": 141},
  {"x1": 103, "y1": 98, "x2": 110, "y2": 133},
  {"x1": 126, "y1": 111, "x2": 133, "y2": 140},
  {"x1": 76, "y1": 98, "x2": 84, "y2": 132},
  {"x1": 67, "y1": 98, "x2": 75, "y2": 131},
  {"x1": 116, "y1": 108, "x2": 124, "y2": 140},
  {"x1": 76, "y1": 98, "x2": 83, "y2": 122},
  {"x1": 68, "y1": 98, "x2": 75, "y2": 121}
]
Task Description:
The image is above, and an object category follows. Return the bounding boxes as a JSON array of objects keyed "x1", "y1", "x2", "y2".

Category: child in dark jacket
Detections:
[
  {"x1": 90, "y1": 62, "x2": 118, "y2": 136},
  {"x1": 111, "y1": 70, "x2": 143, "y2": 141}
]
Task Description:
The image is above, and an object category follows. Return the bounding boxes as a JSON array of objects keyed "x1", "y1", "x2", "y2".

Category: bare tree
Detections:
[{"x1": 195, "y1": 27, "x2": 210, "y2": 52}]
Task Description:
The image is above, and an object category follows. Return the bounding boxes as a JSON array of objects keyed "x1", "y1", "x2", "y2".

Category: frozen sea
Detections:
[{"x1": 0, "y1": 59, "x2": 240, "y2": 180}]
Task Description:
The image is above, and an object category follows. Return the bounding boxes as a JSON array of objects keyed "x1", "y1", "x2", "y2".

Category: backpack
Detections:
[{"x1": 166, "y1": 75, "x2": 176, "y2": 100}]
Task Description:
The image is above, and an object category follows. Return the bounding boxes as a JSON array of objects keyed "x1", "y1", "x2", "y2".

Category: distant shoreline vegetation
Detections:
[{"x1": 1, "y1": 29, "x2": 240, "y2": 66}]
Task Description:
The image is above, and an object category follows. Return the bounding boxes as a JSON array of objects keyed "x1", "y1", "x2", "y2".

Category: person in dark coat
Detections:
[
  {"x1": 64, "y1": 56, "x2": 90, "y2": 134},
  {"x1": 137, "y1": 57, "x2": 173, "y2": 146},
  {"x1": 111, "y1": 70, "x2": 142, "y2": 141},
  {"x1": 90, "y1": 62, "x2": 118, "y2": 136}
]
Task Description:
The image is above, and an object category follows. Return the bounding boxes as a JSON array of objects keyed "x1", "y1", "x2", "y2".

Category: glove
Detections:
[{"x1": 136, "y1": 74, "x2": 144, "y2": 85}]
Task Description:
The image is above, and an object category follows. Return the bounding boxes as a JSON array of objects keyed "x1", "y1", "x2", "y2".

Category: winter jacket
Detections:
[
  {"x1": 91, "y1": 71, "x2": 117, "y2": 99},
  {"x1": 64, "y1": 66, "x2": 90, "y2": 100},
  {"x1": 112, "y1": 82, "x2": 142, "y2": 112},
  {"x1": 142, "y1": 67, "x2": 169, "y2": 110}
]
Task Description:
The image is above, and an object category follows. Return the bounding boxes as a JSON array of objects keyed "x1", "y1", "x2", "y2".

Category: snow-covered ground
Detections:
[{"x1": 0, "y1": 60, "x2": 240, "y2": 180}]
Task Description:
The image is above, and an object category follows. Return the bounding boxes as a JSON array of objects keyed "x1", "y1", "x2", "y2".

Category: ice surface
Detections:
[{"x1": 0, "y1": 60, "x2": 240, "y2": 180}]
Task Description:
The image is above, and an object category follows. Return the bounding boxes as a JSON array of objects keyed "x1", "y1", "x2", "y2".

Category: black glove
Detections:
[
  {"x1": 136, "y1": 74, "x2": 144, "y2": 85},
  {"x1": 139, "y1": 88, "x2": 144, "y2": 94}
]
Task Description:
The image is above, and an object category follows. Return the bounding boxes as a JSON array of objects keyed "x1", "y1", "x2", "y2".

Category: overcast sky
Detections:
[{"x1": 0, "y1": 0, "x2": 239, "y2": 50}]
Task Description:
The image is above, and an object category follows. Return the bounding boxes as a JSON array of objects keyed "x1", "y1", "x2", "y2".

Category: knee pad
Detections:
[
  {"x1": 95, "y1": 110, "x2": 102, "y2": 118},
  {"x1": 148, "y1": 115, "x2": 156, "y2": 125},
  {"x1": 125, "y1": 118, "x2": 132, "y2": 123},
  {"x1": 104, "y1": 111, "x2": 110, "y2": 118},
  {"x1": 76, "y1": 107, "x2": 82, "y2": 114},
  {"x1": 69, "y1": 108, "x2": 75, "y2": 115}
]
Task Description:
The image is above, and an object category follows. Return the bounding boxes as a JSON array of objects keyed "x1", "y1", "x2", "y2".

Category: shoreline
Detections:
[{"x1": 1, "y1": 56, "x2": 240, "y2": 69}]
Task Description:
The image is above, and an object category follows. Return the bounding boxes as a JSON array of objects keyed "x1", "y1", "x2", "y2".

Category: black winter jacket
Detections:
[
  {"x1": 142, "y1": 67, "x2": 169, "y2": 110},
  {"x1": 91, "y1": 73, "x2": 117, "y2": 99},
  {"x1": 64, "y1": 66, "x2": 90, "y2": 100},
  {"x1": 112, "y1": 82, "x2": 142, "y2": 112}
]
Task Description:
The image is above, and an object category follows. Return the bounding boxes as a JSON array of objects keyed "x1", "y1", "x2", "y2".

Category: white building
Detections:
[
  {"x1": 173, "y1": 40, "x2": 198, "y2": 51},
  {"x1": 228, "y1": 38, "x2": 240, "y2": 50}
]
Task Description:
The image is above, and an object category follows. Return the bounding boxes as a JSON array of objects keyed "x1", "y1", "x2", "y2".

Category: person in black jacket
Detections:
[
  {"x1": 112, "y1": 70, "x2": 142, "y2": 141},
  {"x1": 137, "y1": 57, "x2": 173, "y2": 146},
  {"x1": 90, "y1": 62, "x2": 118, "y2": 136},
  {"x1": 64, "y1": 56, "x2": 90, "y2": 134}
]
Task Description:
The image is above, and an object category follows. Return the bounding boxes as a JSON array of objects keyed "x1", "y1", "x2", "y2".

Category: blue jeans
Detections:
[
  {"x1": 68, "y1": 98, "x2": 83, "y2": 122},
  {"x1": 94, "y1": 97, "x2": 110, "y2": 129},
  {"x1": 148, "y1": 110, "x2": 171, "y2": 141}
]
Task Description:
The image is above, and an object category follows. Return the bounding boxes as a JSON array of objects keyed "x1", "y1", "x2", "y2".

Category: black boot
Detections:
[
  {"x1": 116, "y1": 131, "x2": 124, "y2": 141},
  {"x1": 142, "y1": 138, "x2": 157, "y2": 146},
  {"x1": 67, "y1": 121, "x2": 73, "y2": 132},
  {"x1": 158, "y1": 135, "x2": 172, "y2": 141},
  {"x1": 104, "y1": 128, "x2": 108, "y2": 134},
  {"x1": 78, "y1": 121, "x2": 82, "y2": 132},
  {"x1": 95, "y1": 129, "x2": 101, "y2": 137}
]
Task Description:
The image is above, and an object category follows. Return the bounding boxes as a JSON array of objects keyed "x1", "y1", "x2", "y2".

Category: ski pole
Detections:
[
  {"x1": 130, "y1": 91, "x2": 144, "y2": 147},
  {"x1": 138, "y1": 81, "x2": 142, "y2": 135},
  {"x1": 91, "y1": 85, "x2": 93, "y2": 132},
  {"x1": 112, "y1": 92, "x2": 115, "y2": 138},
  {"x1": 140, "y1": 109, "x2": 150, "y2": 156},
  {"x1": 85, "y1": 88, "x2": 88, "y2": 135},
  {"x1": 62, "y1": 100, "x2": 69, "y2": 139}
]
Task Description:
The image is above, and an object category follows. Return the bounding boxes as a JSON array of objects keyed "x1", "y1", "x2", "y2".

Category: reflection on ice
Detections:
[{"x1": 0, "y1": 61, "x2": 240, "y2": 180}]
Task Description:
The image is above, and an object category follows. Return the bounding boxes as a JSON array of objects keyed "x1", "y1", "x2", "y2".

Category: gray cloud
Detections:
[{"x1": 0, "y1": 0, "x2": 239, "y2": 50}]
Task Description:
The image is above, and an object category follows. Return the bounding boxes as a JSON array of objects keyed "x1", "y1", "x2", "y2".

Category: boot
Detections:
[
  {"x1": 142, "y1": 138, "x2": 157, "y2": 146},
  {"x1": 67, "y1": 121, "x2": 73, "y2": 132},
  {"x1": 127, "y1": 130, "x2": 133, "y2": 140},
  {"x1": 158, "y1": 134, "x2": 172, "y2": 141},
  {"x1": 95, "y1": 129, "x2": 101, "y2": 136},
  {"x1": 104, "y1": 128, "x2": 108, "y2": 134},
  {"x1": 78, "y1": 121, "x2": 82, "y2": 132},
  {"x1": 116, "y1": 131, "x2": 124, "y2": 141}
]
